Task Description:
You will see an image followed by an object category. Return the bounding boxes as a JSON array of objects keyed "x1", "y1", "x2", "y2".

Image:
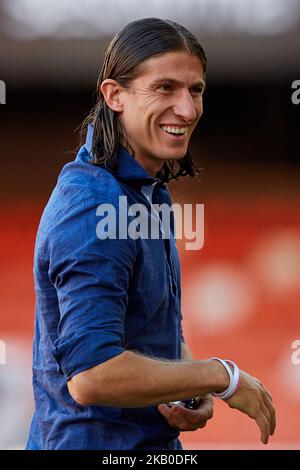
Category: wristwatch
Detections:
[{"x1": 167, "y1": 397, "x2": 201, "y2": 410}]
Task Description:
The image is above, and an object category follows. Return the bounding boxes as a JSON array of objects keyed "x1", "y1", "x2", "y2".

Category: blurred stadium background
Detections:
[{"x1": 0, "y1": 0, "x2": 300, "y2": 450}]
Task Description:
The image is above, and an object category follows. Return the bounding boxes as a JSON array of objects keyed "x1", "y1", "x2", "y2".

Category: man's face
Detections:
[{"x1": 118, "y1": 51, "x2": 205, "y2": 176}]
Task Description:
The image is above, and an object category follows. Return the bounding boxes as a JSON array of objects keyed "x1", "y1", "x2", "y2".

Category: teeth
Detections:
[{"x1": 160, "y1": 125, "x2": 188, "y2": 135}]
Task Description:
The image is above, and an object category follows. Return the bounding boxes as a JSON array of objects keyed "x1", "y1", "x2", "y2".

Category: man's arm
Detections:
[
  {"x1": 68, "y1": 349, "x2": 276, "y2": 444},
  {"x1": 68, "y1": 350, "x2": 228, "y2": 407}
]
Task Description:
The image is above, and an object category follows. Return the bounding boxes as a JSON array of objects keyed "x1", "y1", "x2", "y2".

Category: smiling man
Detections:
[
  {"x1": 26, "y1": 18, "x2": 276, "y2": 450},
  {"x1": 101, "y1": 51, "x2": 205, "y2": 175}
]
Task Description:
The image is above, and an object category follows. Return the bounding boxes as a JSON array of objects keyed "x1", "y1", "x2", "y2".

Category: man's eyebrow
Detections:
[{"x1": 151, "y1": 78, "x2": 206, "y2": 89}]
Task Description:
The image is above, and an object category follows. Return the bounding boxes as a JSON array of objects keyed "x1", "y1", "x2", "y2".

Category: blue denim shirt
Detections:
[{"x1": 26, "y1": 128, "x2": 184, "y2": 450}]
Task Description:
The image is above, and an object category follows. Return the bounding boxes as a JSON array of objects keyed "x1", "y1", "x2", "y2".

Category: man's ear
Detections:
[{"x1": 100, "y1": 79, "x2": 124, "y2": 113}]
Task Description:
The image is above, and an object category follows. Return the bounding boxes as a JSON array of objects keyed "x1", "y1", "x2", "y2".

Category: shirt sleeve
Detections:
[{"x1": 44, "y1": 196, "x2": 136, "y2": 380}]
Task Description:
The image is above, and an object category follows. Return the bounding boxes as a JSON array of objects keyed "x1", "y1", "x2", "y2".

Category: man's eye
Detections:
[
  {"x1": 190, "y1": 87, "x2": 204, "y2": 96},
  {"x1": 158, "y1": 84, "x2": 172, "y2": 92}
]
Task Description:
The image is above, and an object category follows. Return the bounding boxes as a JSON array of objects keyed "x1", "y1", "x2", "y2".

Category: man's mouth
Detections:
[{"x1": 159, "y1": 124, "x2": 188, "y2": 136}]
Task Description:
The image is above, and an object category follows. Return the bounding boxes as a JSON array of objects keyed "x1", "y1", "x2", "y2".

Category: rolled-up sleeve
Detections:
[{"x1": 44, "y1": 195, "x2": 136, "y2": 380}]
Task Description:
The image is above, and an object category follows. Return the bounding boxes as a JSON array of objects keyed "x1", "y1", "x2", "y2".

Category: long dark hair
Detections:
[{"x1": 80, "y1": 17, "x2": 207, "y2": 183}]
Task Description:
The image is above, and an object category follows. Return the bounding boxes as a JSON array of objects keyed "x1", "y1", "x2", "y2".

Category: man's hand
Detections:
[
  {"x1": 225, "y1": 370, "x2": 276, "y2": 445},
  {"x1": 157, "y1": 395, "x2": 214, "y2": 432}
]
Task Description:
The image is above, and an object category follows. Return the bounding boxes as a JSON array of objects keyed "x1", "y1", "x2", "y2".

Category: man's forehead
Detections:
[
  {"x1": 150, "y1": 76, "x2": 206, "y2": 88},
  {"x1": 136, "y1": 51, "x2": 205, "y2": 85}
]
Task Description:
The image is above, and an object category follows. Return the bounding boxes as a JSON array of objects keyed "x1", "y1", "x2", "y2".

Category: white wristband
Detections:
[{"x1": 210, "y1": 357, "x2": 240, "y2": 400}]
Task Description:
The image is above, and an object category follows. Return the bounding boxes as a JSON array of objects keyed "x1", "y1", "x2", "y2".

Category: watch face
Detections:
[
  {"x1": 167, "y1": 398, "x2": 200, "y2": 410},
  {"x1": 182, "y1": 398, "x2": 201, "y2": 410}
]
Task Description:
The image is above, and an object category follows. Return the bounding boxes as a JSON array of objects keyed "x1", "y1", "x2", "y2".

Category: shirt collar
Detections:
[{"x1": 84, "y1": 125, "x2": 158, "y2": 186}]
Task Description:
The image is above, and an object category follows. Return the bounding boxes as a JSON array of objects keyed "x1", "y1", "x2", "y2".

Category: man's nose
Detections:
[{"x1": 172, "y1": 89, "x2": 198, "y2": 122}]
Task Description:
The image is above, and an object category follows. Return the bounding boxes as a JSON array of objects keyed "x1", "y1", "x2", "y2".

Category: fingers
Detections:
[
  {"x1": 157, "y1": 402, "x2": 213, "y2": 432},
  {"x1": 258, "y1": 398, "x2": 271, "y2": 444},
  {"x1": 178, "y1": 400, "x2": 213, "y2": 423},
  {"x1": 160, "y1": 404, "x2": 201, "y2": 431},
  {"x1": 255, "y1": 410, "x2": 270, "y2": 445},
  {"x1": 247, "y1": 388, "x2": 275, "y2": 444},
  {"x1": 157, "y1": 404, "x2": 197, "y2": 431},
  {"x1": 262, "y1": 385, "x2": 273, "y2": 402},
  {"x1": 256, "y1": 381, "x2": 276, "y2": 437},
  {"x1": 244, "y1": 397, "x2": 269, "y2": 445},
  {"x1": 261, "y1": 390, "x2": 276, "y2": 435},
  {"x1": 157, "y1": 404, "x2": 181, "y2": 430}
]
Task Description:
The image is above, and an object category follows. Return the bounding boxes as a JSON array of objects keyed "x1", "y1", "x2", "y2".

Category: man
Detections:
[{"x1": 26, "y1": 18, "x2": 276, "y2": 450}]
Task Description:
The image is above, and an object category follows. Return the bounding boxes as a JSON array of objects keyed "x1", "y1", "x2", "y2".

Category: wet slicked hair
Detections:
[{"x1": 80, "y1": 17, "x2": 207, "y2": 183}]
